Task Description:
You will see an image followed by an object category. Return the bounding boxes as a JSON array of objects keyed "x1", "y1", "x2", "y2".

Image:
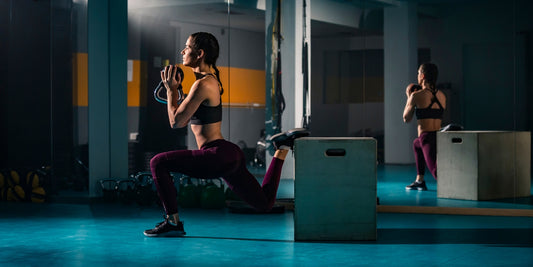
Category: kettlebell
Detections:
[
  {"x1": 200, "y1": 178, "x2": 226, "y2": 209},
  {"x1": 225, "y1": 186, "x2": 242, "y2": 201},
  {"x1": 100, "y1": 179, "x2": 118, "y2": 202},
  {"x1": 178, "y1": 176, "x2": 200, "y2": 208},
  {"x1": 134, "y1": 172, "x2": 155, "y2": 206},
  {"x1": 117, "y1": 178, "x2": 137, "y2": 205}
]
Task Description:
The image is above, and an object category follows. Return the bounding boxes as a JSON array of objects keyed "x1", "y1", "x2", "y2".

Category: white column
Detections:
[
  {"x1": 265, "y1": 0, "x2": 310, "y2": 185},
  {"x1": 384, "y1": 1, "x2": 418, "y2": 164},
  {"x1": 88, "y1": 0, "x2": 128, "y2": 197}
]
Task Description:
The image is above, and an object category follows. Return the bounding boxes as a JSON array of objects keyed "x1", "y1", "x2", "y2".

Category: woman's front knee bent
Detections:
[{"x1": 150, "y1": 153, "x2": 166, "y2": 172}]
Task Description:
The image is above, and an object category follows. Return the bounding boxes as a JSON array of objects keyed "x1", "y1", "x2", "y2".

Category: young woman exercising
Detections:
[
  {"x1": 144, "y1": 32, "x2": 308, "y2": 237},
  {"x1": 403, "y1": 63, "x2": 446, "y2": 191}
]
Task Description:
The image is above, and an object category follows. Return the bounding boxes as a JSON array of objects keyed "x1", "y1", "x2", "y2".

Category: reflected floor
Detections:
[{"x1": 377, "y1": 164, "x2": 533, "y2": 210}]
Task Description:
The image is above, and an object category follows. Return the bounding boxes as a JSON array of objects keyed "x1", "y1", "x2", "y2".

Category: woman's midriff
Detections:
[
  {"x1": 191, "y1": 122, "x2": 224, "y2": 148},
  {"x1": 417, "y1": 118, "x2": 442, "y2": 136}
]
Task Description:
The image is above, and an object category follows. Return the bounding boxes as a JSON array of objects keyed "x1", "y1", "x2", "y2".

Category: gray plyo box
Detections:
[
  {"x1": 294, "y1": 137, "x2": 377, "y2": 241},
  {"x1": 437, "y1": 131, "x2": 531, "y2": 200}
]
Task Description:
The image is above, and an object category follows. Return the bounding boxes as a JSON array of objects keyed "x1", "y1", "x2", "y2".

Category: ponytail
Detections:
[
  {"x1": 420, "y1": 63, "x2": 438, "y2": 92},
  {"x1": 212, "y1": 64, "x2": 224, "y2": 95},
  {"x1": 427, "y1": 82, "x2": 436, "y2": 92}
]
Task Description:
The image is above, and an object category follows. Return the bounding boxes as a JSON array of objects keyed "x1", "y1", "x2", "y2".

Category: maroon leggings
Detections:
[
  {"x1": 413, "y1": 131, "x2": 437, "y2": 179},
  {"x1": 150, "y1": 139, "x2": 284, "y2": 215}
]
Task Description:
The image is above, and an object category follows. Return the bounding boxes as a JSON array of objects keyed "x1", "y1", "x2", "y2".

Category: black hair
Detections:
[
  {"x1": 190, "y1": 32, "x2": 224, "y2": 95},
  {"x1": 419, "y1": 62, "x2": 438, "y2": 91}
]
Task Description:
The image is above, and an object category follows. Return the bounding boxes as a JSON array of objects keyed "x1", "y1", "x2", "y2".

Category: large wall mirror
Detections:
[
  {"x1": 125, "y1": 0, "x2": 532, "y2": 213},
  {"x1": 308, "y1": 0, "x2": 533, "y2": 213},
  {"x1": 1, "y1": 0, "x2": 530, "y2": 212}
]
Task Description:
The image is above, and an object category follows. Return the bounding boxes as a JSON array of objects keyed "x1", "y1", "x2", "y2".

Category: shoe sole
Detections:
[
  {"x1": 270, "y1": 132, "x2": 288, "y2": 142},
  {"x1": 287, "y1": 128, "x2": 310, "y2": 138},
  {"x1": 269, "y1": 128, "x2": 310, "y2": 142},
  {"x1": 270, "y1": 128, "x2": 310, "y2": 150},
  {"x1": 143, "y1": 231, "x2": 186, "y2": 237},
  {"x1": 405, "y1": 187, "x2": 427, "y2": 191}
]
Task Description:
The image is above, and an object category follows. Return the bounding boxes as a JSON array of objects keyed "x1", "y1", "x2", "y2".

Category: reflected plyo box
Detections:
[
  {"x1": 294, "y1": 137, "x2": 377, "y2": 241},
  {"x1": 437, "y1": 131, "x2": 531, "y2": 200}
]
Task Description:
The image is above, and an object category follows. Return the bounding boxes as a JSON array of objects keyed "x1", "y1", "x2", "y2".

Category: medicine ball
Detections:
[
  {"x1": 31, "y1": 187, "x2": 46, "y2": 203},
  {"x1": 7, "y1": 170, "x2": 21, "y2": 187},
  {"x1": 7, "y1": 185, "x2": 25, "y2": 202},
  {"x1": 26, "y1": 171, "x2": 43, "y2": 189},
  {"x1": 0, "y1": 172, "x2": 5, "y2": 189},
  {"x1": 0, "y1": 187, "x2": 7, "y2": 201}
]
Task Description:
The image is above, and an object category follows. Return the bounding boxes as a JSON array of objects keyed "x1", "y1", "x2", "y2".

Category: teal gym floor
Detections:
[{"x1": 1, "y1": 164, "x2": 532, "y2": 266}]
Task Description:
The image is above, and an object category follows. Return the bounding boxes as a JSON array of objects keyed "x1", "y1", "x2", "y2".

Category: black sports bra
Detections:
[
  {"x1": 190, "y1": 73, "x2": 222, "y2": 125},
  {"x1": 415, "y1": 90, "x2": 444, "y2": 120},
  {"x1": 190, "y1": 101, "x2": 222, "y2": 125}
]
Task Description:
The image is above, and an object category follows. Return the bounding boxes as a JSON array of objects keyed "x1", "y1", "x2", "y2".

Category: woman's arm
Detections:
[
  {"x1": 403, "y1": 84, "x2": 417, "y2": 123},
  {"x1": 167, "y1": 80, "x2": 209, "y2": 129},
  {"x1": 162, "y1": 65, "x2": 205, "y2": 129}
]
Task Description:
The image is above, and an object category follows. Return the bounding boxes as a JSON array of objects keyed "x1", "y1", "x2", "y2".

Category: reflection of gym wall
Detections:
[
  {"x1": 311, "y1": 37, "x2": 389, "y2": 140},
  {"x1": 417, "y1": 1, "x2": 533, "y2": 131},
  {"x1": 311, "y1": 1, "x2": 533, "y2": 137},
  {"x1": 73, "y1": 18, "x2": 266, "y2": 169}
]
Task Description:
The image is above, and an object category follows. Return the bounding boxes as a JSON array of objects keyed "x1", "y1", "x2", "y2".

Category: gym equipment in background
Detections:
[
  {"x1": 100, "y1": 179, "x2": 118, "y2": 203},
  {"x1": 134, "y1": 172, "x2": 157, "y2": 206},
  {"x1": 200, "y1": 178, "x2": 225, "y2": 209},
  {"x1": 117, "y1": 178, "x2": 137, "y2": 205},
  {"x1": 178, "y1": 176, "x2": 201, "y2": 208}
]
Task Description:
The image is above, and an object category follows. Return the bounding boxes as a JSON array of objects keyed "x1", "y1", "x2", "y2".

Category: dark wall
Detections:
[
  {"x1": 0, "y1": 0, "x2": 73, "y2": 184},
  {"x1": 1, "y1": 0, "x2": 51, "y2": 170},
  {"x1": 0, "y1": 0, "x2": 10, "y2": 168},
  {"x1": 50, "y1": 1, "x2": 74, "y2": 179}
]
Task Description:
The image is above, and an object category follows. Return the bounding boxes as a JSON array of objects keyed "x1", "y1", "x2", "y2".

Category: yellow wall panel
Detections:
[
  {"x1": 127, "y1": 60, "x2": 142, "y2": 107},
  {"x1": 72, "y1": 56, "x2": 265, "y2": 108},
  {"x1": 181, "y1": 65, "x2": 265, "y2": 107},
  {"x1": 72, "y1": 53, "x2": 88, "y2": 107}
]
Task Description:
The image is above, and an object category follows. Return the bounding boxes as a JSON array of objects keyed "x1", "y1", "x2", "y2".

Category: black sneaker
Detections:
[
  {"x1": 144, "y1": 218, "x2": 186, "y2": 237},
  {"x1": 270, "y1": 128, "x2": 310, "y2": 150},
  {"x1": 405, "y1": 181, "x2": 427, "y2": 191}
]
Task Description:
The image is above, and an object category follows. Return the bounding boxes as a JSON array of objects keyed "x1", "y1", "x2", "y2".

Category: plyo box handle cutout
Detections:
[
  {"x1": 324, "y1": 148, "x2": 346, "y2": 157},
  {"x1": 451, "y1": 137, "x2": 463, "y2": 144}
]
